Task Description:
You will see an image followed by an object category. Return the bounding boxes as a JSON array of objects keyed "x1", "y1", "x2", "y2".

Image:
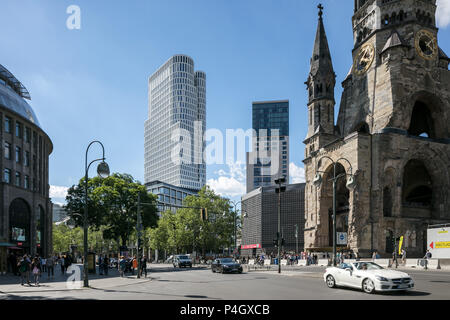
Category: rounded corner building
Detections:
[{"x1": 0, "y1": 64, "x2": 53, "y2": 272}]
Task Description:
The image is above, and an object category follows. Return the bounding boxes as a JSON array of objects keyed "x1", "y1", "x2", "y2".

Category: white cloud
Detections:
[
  {"x1": 290, "y1": 162, "x2": 306, "y2": 184},
  {"x1": 49, "y1": 185, "x2": 69, "y2": 199},
  {"x1": 208, "y1": 162, "x2": 247, "y2": 197},
  {"x1": 437, "y1": 0, "x2": 450, "y2": 28},
  {"x1": 207, "y1": 176, "x2": 246, "y2": 198}
]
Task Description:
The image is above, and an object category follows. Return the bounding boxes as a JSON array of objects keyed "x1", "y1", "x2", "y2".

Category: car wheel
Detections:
[
  {"x1": 221, "y1": 268, "x2": 225, "y2": 274},
  {"x1": 362, "y1": 278, "x2": 375, "y2": 294},
  {"x1": 326, "y1": 275, "x2": 336, "y2": 288}
]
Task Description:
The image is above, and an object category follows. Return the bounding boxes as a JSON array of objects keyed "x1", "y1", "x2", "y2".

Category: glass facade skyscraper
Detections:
[
  {"x1": 246, "y1": 100, "x2": 289, "y2": 193},
  {"x1": 145, "y1": 55, "x2": 206, "y2": 194}
]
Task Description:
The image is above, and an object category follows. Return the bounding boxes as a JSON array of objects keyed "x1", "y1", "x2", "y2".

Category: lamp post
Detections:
[
  {"x1": 230, "y1": 200, "x2": 242, "y2": 258},
  {"x1": 313, "y1": 157, "x2": 356, "y2": 267},
  {"x1": 275, "y1": 177, "x2": 286, "y2": 274},
  {"x1": 83, "y1": 141, "x2": 110, "y2": 288}
]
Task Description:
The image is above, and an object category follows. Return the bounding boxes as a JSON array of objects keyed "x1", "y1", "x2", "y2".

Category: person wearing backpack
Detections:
[
  {"x1": 18, "y1": 255, "x2": 31, "y2": 286},
  {"x1": 31, "y1": 257, "x2": 42, "y2": 286}
]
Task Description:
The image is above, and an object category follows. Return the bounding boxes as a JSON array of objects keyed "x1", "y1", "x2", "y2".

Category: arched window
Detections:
[
  {"x1": 353, "y1": 122, "x2": 370, "y2": 134},
  {"x1": 408, "y1": 101, "x2": 435, "y2": 138},
  {"x1": 402, "y1": 160, "x2": 432, "y2": 207},
  {"x1": 9, "y1": 198, "x2": 31, "y2": 247}
]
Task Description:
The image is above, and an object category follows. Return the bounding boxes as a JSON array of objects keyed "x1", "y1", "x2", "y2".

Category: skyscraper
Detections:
[
  {"x1": 145, "y1": 55, "x2": 206, "y2": 210},
  {"x1": 246, "y1": 100, "x2": 289, "y2": 193}
]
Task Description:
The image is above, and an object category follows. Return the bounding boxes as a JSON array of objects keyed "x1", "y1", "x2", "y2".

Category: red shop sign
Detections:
[{"x1": 241, "y1": 244, "x2": 261, "y2": 250}]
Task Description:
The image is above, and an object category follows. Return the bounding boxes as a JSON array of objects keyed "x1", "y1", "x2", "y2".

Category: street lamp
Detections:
[
  {"x1": 83, "y1": 141, "x2": 110, "y2": 288},
  {"x1": 230, "y1": 200, "x2": 242, "y2": 258},
  {"x1": 313, "y1": 156, "x2": 356, "y2": 267},
  {"x1": 275, "y1": 177, "x2": 286, "y2": 274}
]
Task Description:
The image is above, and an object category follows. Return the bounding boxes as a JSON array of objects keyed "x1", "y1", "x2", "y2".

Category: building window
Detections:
[
  {"x1": 15, "y1": 122, "x2": 22, "y2": 138},
  {"x1": 25, "y1": 127, "x2": 31, "y2": 143},
  {"x1": 24, "y1": 175, "x2": 29, "y2": 189},
  {"x1": 4, "y1": 169, "x2": 11, "y2": 183},
  {"x1": 15, "y1": 146, "x2": 21, "y2": 163},
  {"x1": 5, "y1": 117, "x2": 11, "y2": 133},
  {"x1": 15, "y1": 172, "x2": 21, "y2": 187},
  {"x1": 24, "y1": 151, "x2": 30, "y2": 167},
  {"x1": 5, "y1": 142, "x2": 11, "y2": 159}
]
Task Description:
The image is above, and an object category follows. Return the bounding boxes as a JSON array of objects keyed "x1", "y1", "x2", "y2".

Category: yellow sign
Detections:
[
  {"x1": 436, "y1": 242, "x2": 450, "y2": 249},
  {"x1": 438, "y1": 231, "x2": 449, "y2": 234},
  {"x1": 399, "y1": 236, "x2": 404, "y2": 255}
]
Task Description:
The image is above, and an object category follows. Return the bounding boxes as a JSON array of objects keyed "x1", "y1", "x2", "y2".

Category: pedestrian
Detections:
[
  {"x1": 46, "y1": 255, "x2": 54, "y2": 278},
  {"x1": 31, "y1": 257, "x2": 42, "y2": 286},
  {"x1": 401, "y1": 249, "x2": 407, "y2": 265},
  {"x1": 119, "y1": 256, "x2": 126, "y2": 277},
  {"x1": 140, "y1": 255, "x2": 148, "y2": 278},
  {"x1": 423, "y1": 250, "x2": 432, "y2": 270},
  {"x1": 41, "y1": 256, "x2": 47, "y2": 274},
  {"x1": 59, "y1": 255, "x2": 65, "y2": 274},
  {"x1": 103, "y1": 255, "x2": 109, "y2": 276},
  {"x1": 372, "y1": 251, "x2": 377, "y2": 261},
  {"x1": 17, "y1": 255, "x2": 31, "y2": 286},
  {"x1": 392, "y1": 251, "x2": 398, "y2": 269}
]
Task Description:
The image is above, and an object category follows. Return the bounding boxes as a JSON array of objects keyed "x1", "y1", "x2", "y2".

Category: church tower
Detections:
[
  {"x1": 304, "y1": 0, "x2": 450, "y2": 258},
  {"x1": 305, "y1": 5, "x2": 336, "y2": 159}
]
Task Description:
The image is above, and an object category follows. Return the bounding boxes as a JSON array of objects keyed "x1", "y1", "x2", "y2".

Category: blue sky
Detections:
[{"x1": 0, "y1": 0, "x2": 449, "y2": 204}]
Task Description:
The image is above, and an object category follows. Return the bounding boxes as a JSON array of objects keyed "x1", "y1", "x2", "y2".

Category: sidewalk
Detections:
[{"x1": 0, "y1": 265, "x2": 152, "y2": 294}]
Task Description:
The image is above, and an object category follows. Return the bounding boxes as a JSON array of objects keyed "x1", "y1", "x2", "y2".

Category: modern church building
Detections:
[
  {"x1": 144, "y1": 55, "x2": 206, "y2": 212},
  {"x1": 0, "y1": 64, "x2": 53, "y2": 273}
]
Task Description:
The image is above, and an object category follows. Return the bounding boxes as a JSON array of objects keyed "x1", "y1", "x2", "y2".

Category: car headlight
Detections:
[{"x1": 375, "y1": 276, "x2": 389, "y2": 282}]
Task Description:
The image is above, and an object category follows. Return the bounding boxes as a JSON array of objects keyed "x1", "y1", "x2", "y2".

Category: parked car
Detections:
[
  {"x1": 211, "y1": 258, "x2": 243, "y2": 274},
  {"x1": 173, "y1": 255, "x2": 192, "y2": 268},
  {"x1": 324, "y1": 261, "x2": 414, "y2": 294}
]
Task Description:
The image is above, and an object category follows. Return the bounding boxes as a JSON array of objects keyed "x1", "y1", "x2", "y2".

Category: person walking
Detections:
[
  {"x1": 132, "y1": 256, "x2": 138, "y2": 275},
  {"x1": 31, "y1": 258, "x2": 42, "y2": 286},
  {"x1": 103, "y1": 255, "x2": 109, "y2": 276},
  {"x1": 59, "y1": 255, "x2": 65, "y2": 274},
  {"x1": 18, "y1": 255, "x2": 31, "y2": 286},
  {"x1": 401, "y1": 249, "x2": 407, "y2": 265},
  {"x1": 140, "y1": 255, "x2": 148, "y2": 278},
  {"x1": 423, "y1": 250, "x2": 432, "y2": 270},
  {"x1": 98, "y1": 256, "x2": 103, "y2": 275},
  {"x1": 46, "y1": 255, "x2": 54, "y2": 278},
  {"x1": 119, "y1": 256, "x2": 126, "y2": 277},
  {"x1": 41, "y1": 256, "x2": 47, "y2": 274}
]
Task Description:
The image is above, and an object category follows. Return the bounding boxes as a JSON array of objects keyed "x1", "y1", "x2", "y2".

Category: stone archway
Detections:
[
  {"x1": 9, "y1": 198, "x2": 31, "y2": 252},
  {"x1": 319, "y1": 162, "x2": 350, "y2": 247}
]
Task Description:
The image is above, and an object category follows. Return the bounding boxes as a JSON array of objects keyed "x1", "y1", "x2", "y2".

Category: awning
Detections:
[{"x1": 0, "y1": 242, "x2": 17, "y2": 247}]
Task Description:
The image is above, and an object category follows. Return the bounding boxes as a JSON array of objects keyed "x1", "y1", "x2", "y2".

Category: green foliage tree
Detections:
[
  {"x1": 149, "y1": 186, "x2": 236, "y2": 257},
  {"x1": 65, "y1": 173, "x2": 159, "y2": 247}
]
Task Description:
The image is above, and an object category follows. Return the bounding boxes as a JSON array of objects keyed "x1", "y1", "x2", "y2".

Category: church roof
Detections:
[
  {"x1": 439, "y1": 47, "x2": 450, "y2": 61},
  {"x1": 381, "y1": 30, "x2": 407, "y2": 54},
  {"x1": 309, "y1": 6, "x2": 334, "y2": 77}
]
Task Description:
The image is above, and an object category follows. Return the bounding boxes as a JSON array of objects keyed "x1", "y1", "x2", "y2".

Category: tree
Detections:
[
  {"x1": 148, "y1": 186, "x2": 235, "y2": 256},
  {"x1": 65, "y1": 173, "x2": 159, "y2": 247}
]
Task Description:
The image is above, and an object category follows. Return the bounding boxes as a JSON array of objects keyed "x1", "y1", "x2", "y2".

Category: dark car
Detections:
[
  {"x1": 211, "y1": 258, "x2": 243, "y2": 274},
  {"x1": 173, "y1": 255, "x2": 192, "y2": 268}
]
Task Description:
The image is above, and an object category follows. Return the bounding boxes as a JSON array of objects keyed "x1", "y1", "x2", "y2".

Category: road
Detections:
[{"x1": 1, "y1": 264, "x2": 450, "y2": 300}]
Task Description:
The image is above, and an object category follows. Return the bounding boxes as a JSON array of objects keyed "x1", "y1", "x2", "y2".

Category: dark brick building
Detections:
[
  {"x1": 241, "y1": 183, "x2": 305, "y2": 257},
  {"x1": 0, "y1": 64, "x2": 53, "y2": 273}
]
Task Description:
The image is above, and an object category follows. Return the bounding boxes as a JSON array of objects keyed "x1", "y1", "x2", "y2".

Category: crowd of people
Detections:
[
  {"x1": 118, "y1": 255, "x2": 148, "y2": 278},
  {"x1": 7, "y1": 252, "x2": 74, "y2": 286}
]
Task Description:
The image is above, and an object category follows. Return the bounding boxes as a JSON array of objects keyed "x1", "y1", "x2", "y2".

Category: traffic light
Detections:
[{"x1": 200, "y1": 208, "x2": 208, "y2": 221}]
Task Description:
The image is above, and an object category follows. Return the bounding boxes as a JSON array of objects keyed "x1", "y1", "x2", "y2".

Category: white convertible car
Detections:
[{"x1": 324, "y1": 261, "x2": 414, "y2": 294}]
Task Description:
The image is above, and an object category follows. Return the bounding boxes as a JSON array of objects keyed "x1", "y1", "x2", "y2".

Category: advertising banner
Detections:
[
  {"x1": 428, "y1": 227, "x2": 450, "y2": 259},
  {"x1": 241, "y1": 244, "x2": 261, "y2": 250}
]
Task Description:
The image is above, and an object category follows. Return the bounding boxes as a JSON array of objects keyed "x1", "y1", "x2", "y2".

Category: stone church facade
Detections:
[{"x1": 303, "y1": 0, "x2": 450, "y2": 258}]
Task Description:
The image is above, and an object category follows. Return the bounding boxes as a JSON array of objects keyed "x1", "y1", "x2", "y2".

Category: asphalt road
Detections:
[{"x1": 1, "y1": 264, "x2": 450, "y2": 300}]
